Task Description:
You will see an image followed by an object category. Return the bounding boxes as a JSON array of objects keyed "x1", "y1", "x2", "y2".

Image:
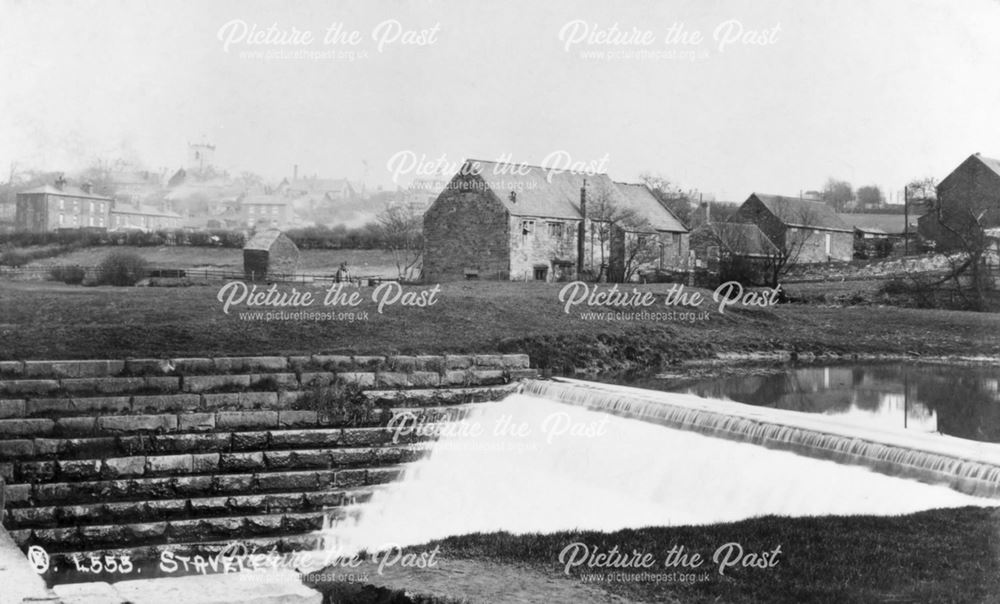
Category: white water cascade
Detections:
[{"x1": 321, "y1": 381, "x2": 994, "y2": 556}]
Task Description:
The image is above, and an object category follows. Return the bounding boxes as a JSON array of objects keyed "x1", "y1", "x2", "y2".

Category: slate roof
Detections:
[
  {"x1": 701, "y1": 222, "x2": 780, "y2": 257},
  {"x1": 457, "y1": 159, "x2": 689, "y2": 232},
  {"x1": 19, "y1": 184, "x2": 111, "y2": 201},
  {"x1": 749, "y1": 194, "x2": 852, "y2": 232},
  {"x1": 244, "y1": 229, "x2": 291, "y2": 251}
]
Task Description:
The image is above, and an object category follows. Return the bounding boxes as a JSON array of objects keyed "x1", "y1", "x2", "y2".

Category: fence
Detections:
[{"x1": 0, "y1": 265, "x2": 396, "y2": 287}]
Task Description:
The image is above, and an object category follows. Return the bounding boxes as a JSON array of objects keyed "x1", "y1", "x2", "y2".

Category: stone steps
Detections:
[
  {"x1": 4, "y1": 486, "x2": 378, "y2": 530},
  {"x1": 0, "y1": 353, "x2": 535, "y2": 585}
]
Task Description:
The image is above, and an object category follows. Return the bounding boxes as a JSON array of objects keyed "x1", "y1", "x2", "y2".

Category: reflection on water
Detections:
[{"x1": 669, "y1": 364, "x2": 1000, "y2": 443}]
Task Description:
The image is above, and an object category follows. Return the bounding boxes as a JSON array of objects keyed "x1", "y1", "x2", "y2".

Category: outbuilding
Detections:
[{"x1": 243, "y1": 229, "x2": 300, "y2": 281}]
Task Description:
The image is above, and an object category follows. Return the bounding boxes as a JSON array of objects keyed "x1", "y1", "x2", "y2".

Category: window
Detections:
[
  {"x1": 58, "y1": 213, "x2": 64, "y2": 226},
  {"x1": 59, "y1": 199, "x2": 65, "y2": 210},
  {"x1": 90, "y1": 201, "x2": 95, "y2": 213},
  {"x1": 521, "y1": 220, "x2": 535, "y2": 235},
  {"x1": 533, "y1": 265, "x2": 549, "y2": 281},
  {"x1": 547, "y1": 222, "x2": 564, "y2": 237},
  {"x1": 249, "y1": 206, "x2": 256, "y2": 214},
  {"x1": 271, "y1": 206, "x2": 278, "y2": 215}
]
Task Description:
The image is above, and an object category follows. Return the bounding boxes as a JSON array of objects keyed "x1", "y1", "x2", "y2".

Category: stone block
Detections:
[
  {"x1": 176, "y1": 412, "x2": 215, "y2": 431},
  {"x1": 132, "y1": 394, "x2": 200, "y2": 413},
  {"x1": 192, "y1": 453, "x2": 221, "y2": 473},
  {"x1": 102, "y1": 456, "x2": 147, "y2": 478},
  {"x1": 58, "y1": 458, "x2": 103, "y2": 481},
  {"x1": 18, "y1": 460, "x2": 56, "y2": 482},
  {"x1": 366, "y1": 466, "x2": 403, "y2": 485},
  {"x1": 375, "y1": 372, "x2": 409, "y2": 388},
  {"x1": 4, "y1": 483, "x2": 31, "y2": 504},
  {"x1": 0, "y1": 418, "x2": 55, "y2": 437},
  {"x1": 268, "y1": 428, "x2": 341, "y2": 448},
  {"x1": 152, "y1": 432, "x2": 230, "y2": 454},
  {"x1": 231, "y1": 431, "x2": 268, "y2": 450},
  {"x1": 277, "y1": 390, "x2": 306, "y2": 407},
  {"x1": 212, "y1": 473, "x2": 255, "y2": 494},
  {"x1": 288, "y1": 355, "x2": 313, "y2": 370},
  {"x1": 0, "y1": 361, "x2": 24, "y2": 376},
  {"x1": 24, "y1": 359, "x2": 124, "y2": 378},
  {"x1": 146, "y1": 454, "x2": 193, "y2": 475},
  {"x1": 500, "y1": 353, "x2": 531, "y2": 369},
  {"x1": 444, "y1": 354, "x2": 473, "y2": 369},
  {"x1": 330, "y1": 448, "x2": 376, "y2": 467},
  {"x1": 442, "y1": 370, "x2": 470, "y2": 386},
  {"x1": 69, "y1": 396, "x2": 132, "y2": 414},
  {"x1": 213, "y1": 356, "x2": 288, "y2": 373},
  {"x1": 469, "y1": 369, "x2": 506, "y2": 385},
  {"x1": 24, "y1": 397, "x2": 72, "y2": 416},
  {"x1": 257, "y1": 471, "x2": 318, "y2": 491},
  {"x1": 145, "y1": 376, "x2": 181, "y2": 392},
  {"x1": 219, "y1": 451, "x2": 265, "y2": 471},
  {"x1": 62, "y1": 377, "x2": 146, "y2": 395},
  {"x1": 0, "y1": 439, "x2": 35, "y2": 458},
  {"x1": 335, "y1": 468, "x2": 368, "y2": 488},
  {"x1": 0, "y1": 399, "x2": 25, "y2": 419},
  {"x1": 408, "y1": 371, "x2": 441, "y2": 387},
  {"x1": 183, "y1": 374, "x2": 251, "y2": 393},
  {"x1": 337, "y1": 372, "x2": 375, "y2": 388},
  {"x1": 98, "y1": 414, "x2": 177, "y2": 433},
  {"x1": 216, "y1": 411, "x2": 279, "y2": 429},
  {"x1": 124, "y1": 358, "x2": 176, "y2": 375},
  {"x1": 299, "y1": 372, "x2": 336, "y2": 388},
  {"x1": 170, "y1": 358, "x2": 214, "y2": 373},
  {"x1": 201, "y1": 392, "x2": 241, "y2": 410},
  {"x1": 0, "y1": 379, "x2": 60, "y2": 396},
  {"x1": 238, "y1": 391, "x2": 279, "y2": 409}
]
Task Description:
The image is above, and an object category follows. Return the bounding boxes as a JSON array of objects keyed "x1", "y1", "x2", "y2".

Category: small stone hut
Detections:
[{"x1": 243, "y1": 229, "x2": 300, "y2": 280}]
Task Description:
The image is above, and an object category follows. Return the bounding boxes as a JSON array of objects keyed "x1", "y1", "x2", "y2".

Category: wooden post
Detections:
[{"x1": 904, "y1": 185, "x2": 910, "y2": 256}]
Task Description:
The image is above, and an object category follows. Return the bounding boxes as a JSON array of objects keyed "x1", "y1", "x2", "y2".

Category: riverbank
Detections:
[
  {"x1": 306, "y1": 506, "x2": 1000, "y2": 604},
  {"x1": 1, "y1": 281, "x2": 998, "y2": 368}
]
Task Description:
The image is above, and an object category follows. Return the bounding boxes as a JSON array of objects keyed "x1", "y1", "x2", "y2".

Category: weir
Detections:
[
  {"x1": 321, "y1": 383, "x2": 994, "y2": 555},
  {"x1": 523, "y1": 378, "x2": 1000, "y2": 498}
]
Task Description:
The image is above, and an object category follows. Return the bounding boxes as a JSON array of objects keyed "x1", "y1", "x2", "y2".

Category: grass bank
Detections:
[
  {"x1": 307, "y1": 507, "x2": 1000, "y2": 604},
  {"x1": 0, "y1": 280, "x2": 997, "y2": 365}
]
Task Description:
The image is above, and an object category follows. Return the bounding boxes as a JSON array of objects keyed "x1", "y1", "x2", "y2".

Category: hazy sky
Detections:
[{"x1": 2, "y1": 0, "x2": 999, "y2": 199}]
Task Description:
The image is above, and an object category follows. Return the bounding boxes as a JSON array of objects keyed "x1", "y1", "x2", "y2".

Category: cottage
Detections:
[
  {"x1": 15, "y1": 177, "x2": 113, "y2": 232},
  {"x1": 422, "y1": 159, "x2": 689, "y2": 282},
  {"x1": 734, "y1": 193, "x2": 853, "y2": 263},
  {"x1": 243, "y1": 229, "x2": 300, "y2": 281},
  {"x1": 919, "y1": 153, "x2": 1000, "y2": 250}
]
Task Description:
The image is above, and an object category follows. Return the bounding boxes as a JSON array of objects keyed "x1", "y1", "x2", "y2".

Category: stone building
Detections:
[
  {"x1": 110, "y1": 204, "x2": 183, "y2": 231},
  {"x1": 735, "y1": 193, "x2": 853, "y2": 263},
  {"x1": 919, "y1": 153, "x2": 1000, "y2": 250},
  {"x1": 243, "y1": 229, "x2": 300, "y2": 280},
  {"x1": 15, "y1": 177, "x2": 113, "y2": 232},
  {"x1": 422, "y1": 159, "x2": 689, "y2": 282}
]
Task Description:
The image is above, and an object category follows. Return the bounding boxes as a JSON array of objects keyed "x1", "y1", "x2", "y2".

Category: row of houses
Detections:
[
  {"x1": 422, "y1": 153, "x2": 1000, "y2": 283},
  {"x1": 13, "y1": 177, "x2": 184, "y2": 232}
]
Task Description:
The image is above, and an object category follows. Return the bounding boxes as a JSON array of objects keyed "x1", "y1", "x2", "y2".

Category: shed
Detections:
[{"x1": 243, "y1": 229, "x2": 300, "y2": 280}]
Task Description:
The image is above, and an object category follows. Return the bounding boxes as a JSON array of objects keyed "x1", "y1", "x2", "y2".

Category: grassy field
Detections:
[
  {"x1": 16, "y1": 245, "x2": 401, "y2": 277},
  {"x1": 310, "y1": 507, "x2": 1000, "y2": 603},
  {"x1": 0, "y1": 280, "x2": 998, "y2": 362}
]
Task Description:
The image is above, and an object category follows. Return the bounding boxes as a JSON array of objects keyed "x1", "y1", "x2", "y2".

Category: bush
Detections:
[
  {"x1": 97, "y1": 251, "x2": 148, "y2": 286},
  {"x1": 49, "y1": 265, "x2": 86, "y2": 285}
]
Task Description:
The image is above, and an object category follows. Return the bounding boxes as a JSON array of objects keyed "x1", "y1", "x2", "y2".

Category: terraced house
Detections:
[
  {"x1": 15, "y1": 177, "x2": 113, "y2": 232},
  {"x1": 423, "y1": 159, "x2": 689, "y2": 282}
]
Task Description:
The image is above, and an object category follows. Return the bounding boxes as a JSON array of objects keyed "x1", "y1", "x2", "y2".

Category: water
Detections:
[
  {"x1": 321, "y1": 391, "x2": 992, "y2": 556},
  {"x1": 664, "y1": 363, "x2": 1000, "y2": 443}
]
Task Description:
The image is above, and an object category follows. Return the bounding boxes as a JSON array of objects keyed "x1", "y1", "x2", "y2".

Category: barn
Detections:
[{"x1": 243, "y1": 229, "x2": 300, "y2": 280}]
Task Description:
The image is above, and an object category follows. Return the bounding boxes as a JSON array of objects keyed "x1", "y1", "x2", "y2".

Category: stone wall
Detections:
[{"x1": 423, "y1": 174, "x2": 511, "y2": 282}]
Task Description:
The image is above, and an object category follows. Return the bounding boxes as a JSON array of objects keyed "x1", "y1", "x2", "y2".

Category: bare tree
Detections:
[
  {"x1": 375, "y1": 204, "x2": 423, "y2": 281},
  {"x1": 585, "y1": 189, "x2": 659, "y2": 282},
  {"x1": 821, "y1": 178, "x2": 854, "y2": 211}
]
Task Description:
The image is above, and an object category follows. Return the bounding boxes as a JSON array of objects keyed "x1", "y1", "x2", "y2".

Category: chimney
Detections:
[
  {"x1": 577, "y1": 178, "x2": 587, "y2": 276},
  {"x1": 54, "y1": 175, "x2": 67, "y2": 191},
  {"x1": 293, "y1": 164, "x2": 299, "y2": 180},
  {"x1": 81, "y1": 181, "x2": 93, "y2": 194}
]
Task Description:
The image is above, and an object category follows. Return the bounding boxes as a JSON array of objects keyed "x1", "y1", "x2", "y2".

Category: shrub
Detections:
[
  {"x1": 97, "y1": 251, "x2": 148, "y2": 286},
  {"x1": 49, "y1": 265, "x2": 86, "y2": 285}
]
